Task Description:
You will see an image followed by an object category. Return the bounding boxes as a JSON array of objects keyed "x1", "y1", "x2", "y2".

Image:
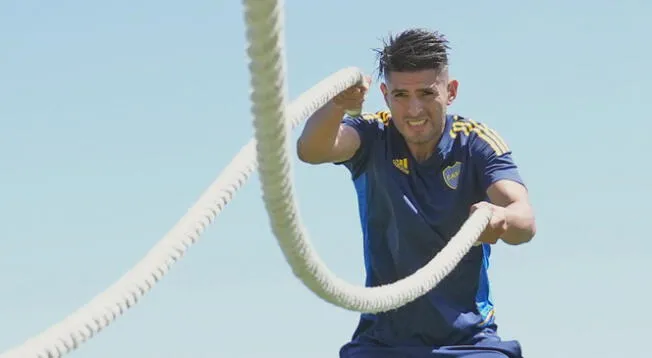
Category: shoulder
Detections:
[
  {"x1": 361, "y1": 110, "x2": 391, "y2": 125},
  {"x1": 449, "y1": 114, "x2": 511, "y2": 157},
  {"x1": 340, "y1": 110, "x2": 392, "y2": 149},
  {"x1": 335, "y1": 110, "x2": 392, "y2": 176},
  {"x1": 343, "y1": 110, "x2": 391, "y2": 129}
]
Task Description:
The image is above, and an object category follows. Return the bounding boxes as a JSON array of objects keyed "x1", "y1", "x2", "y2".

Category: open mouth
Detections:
[{"x1": 407, "y1": 119, "x2": 427, "y2": 127}]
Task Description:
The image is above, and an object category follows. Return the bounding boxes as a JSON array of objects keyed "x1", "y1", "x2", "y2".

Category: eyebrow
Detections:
[{"x1": 390, "y1": 85, "x2": 438, "y2": 94}]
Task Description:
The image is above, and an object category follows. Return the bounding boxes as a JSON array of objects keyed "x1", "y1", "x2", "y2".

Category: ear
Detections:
[
  {"x1": 447, "y1": 79, "x2": 459, "y2": 105},
  {"x1": 380, "y1": 82, "x2": 390, "y2": 107}
]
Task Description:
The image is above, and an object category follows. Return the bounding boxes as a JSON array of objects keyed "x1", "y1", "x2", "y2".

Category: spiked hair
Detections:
[{"x1": 374, "y1": 28, "x2": 451, "y2": 80}]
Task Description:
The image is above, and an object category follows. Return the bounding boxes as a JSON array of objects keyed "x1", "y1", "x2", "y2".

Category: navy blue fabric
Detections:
[
  {"x1": 335, "y1": 111, "x2": 524, "y2": 354},
  {"x1": 340, "y1": 333, "x2": 523, "y2": 358}
]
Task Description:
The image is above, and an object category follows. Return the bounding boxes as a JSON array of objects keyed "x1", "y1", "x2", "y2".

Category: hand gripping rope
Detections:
[{"x1": 0, "y1": 0, "x2": 492, "y2": 357}]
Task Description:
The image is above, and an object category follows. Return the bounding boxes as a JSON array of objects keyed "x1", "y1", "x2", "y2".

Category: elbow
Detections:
[
  {"x1": 296, "y1": 137, "x2": 327, "y2": 165},
  {"x1": 503, "y1": 210, "x2": 537, "y2": 245},
  {"x1": 517, "y1": 219, "x2": 537, "y2": 244},
  {"x1": 522, "y1": 209, "x2": 537, "y2": 243},
  {"x1": 512, "y1": 217, "x2": 537, "y2": 245},
  {"x1": 297, "y1": 150, "x2": 323, "y2": 165},
  {"x1": 528, "y1": 219, "x2": 537, "y2": 241}
]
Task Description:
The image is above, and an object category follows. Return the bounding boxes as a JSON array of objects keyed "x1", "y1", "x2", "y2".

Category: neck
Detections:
[{"x1": 407, "y1": 142, "x2": 436, "y2": 163}]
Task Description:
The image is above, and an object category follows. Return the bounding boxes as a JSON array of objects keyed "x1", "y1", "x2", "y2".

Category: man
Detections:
[{"x1": 296, "y1": 28, "x2": 536, "y2": 358}]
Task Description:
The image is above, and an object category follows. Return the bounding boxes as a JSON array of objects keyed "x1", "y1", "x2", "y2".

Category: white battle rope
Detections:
[
  {"x1": 243, "y1": 0, "x2": 491, "y2": 312},
  {"x1": 0, "y1": 0, "x2": 492, "y2": 357}
]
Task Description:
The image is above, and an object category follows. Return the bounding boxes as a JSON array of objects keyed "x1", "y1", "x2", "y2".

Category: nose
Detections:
[{"x1": 407, "y1": 97, "x2": 423, "y2": 117}]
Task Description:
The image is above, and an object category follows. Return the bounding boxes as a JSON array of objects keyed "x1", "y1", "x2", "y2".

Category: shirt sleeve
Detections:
[
  {"x1": 469, "y1": 124, "x2": 525, "y2": 192},
  {"x1": 334, "y1": 112, "x2": 386, "y2": 179}
]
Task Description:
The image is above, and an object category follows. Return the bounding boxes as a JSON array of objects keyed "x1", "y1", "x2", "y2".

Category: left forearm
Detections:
[{"x1": 501, "y1": 201, "x2": 536, "y2": 245}]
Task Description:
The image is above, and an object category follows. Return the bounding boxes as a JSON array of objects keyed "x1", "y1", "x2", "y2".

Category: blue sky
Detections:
[{"x1": 1, "y1": 0, "x2": 650, "y2": 357}]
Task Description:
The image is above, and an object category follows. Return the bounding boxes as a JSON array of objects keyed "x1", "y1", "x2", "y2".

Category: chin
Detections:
[{"x1": 405, "y1": 134, "x2": 434, "y2": 145}]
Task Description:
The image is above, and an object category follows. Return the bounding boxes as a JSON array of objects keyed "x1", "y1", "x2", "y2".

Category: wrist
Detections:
[
  {"x1": 328, "y1": 99, "x2": 348, "y2": 114},
  {"x1": 331, "y1": 98, "x2": 362, "y2": 116}
]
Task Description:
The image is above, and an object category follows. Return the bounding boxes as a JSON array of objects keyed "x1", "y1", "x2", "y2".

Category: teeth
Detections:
[{"x1": 407, "y1": 119, "x2": 426, "y2": 126}]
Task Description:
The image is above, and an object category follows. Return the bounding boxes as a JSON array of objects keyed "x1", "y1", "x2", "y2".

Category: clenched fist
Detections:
[
  {"x1": 332, "y1": 75, "x2": 372, "y2": 115},
  {"x1": 471, "y1": 201, "x2": 508, "y2": 245}
]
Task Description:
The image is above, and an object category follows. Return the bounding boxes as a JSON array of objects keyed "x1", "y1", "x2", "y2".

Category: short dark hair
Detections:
[{"x1": 374, "y1": 28, "x2": 450, "y2": 80}]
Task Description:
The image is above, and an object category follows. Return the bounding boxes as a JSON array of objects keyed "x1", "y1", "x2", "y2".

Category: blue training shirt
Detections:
[{"x1": 336, "y1": 111, "x2": 525, "y2": 347}]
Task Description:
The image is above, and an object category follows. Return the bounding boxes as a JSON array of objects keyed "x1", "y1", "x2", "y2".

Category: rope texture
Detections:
[
  {"x1": 0, "y1": 142, "x2": 259, "y2": 358},
  {"x1": 244, "y1": 0, "x2": 492, "y2": 313},
  {"x1": 0, "y1": 0, "x2": 492, "y2": 356}
]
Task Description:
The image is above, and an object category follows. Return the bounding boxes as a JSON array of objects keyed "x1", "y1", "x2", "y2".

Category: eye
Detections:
[{"x1": 393, "y1": 92, "x2": 407, "y2": 98}]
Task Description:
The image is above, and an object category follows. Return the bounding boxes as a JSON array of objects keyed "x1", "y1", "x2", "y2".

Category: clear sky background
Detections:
[{"x1": 1, "y1": 1, "x2": 650, "y2": 357}]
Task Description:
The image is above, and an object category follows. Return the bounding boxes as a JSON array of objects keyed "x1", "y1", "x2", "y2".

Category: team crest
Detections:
[{"x1": 442, "y1": 161, "x2": 462, "y2": 190}]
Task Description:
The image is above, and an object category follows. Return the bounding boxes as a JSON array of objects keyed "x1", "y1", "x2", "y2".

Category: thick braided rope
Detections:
[
  {"x1": 244, "y1": 0, "x2": 492, "y2": 313},
  {"x1": 0, "y1": 66, "x2": 393, "y2": 358},
  {"x1": 0, "y1": 1, "x2": 492, "y2": 356},
  {"x1": 0, "y1": 68, "x2": 363, "y2": 357},
  {"x1": 0, "y1": 63, "x2": 477, "y2": 358},
  {"x1": 0, "y1": 142, "x2": 261, "y2": 358}
]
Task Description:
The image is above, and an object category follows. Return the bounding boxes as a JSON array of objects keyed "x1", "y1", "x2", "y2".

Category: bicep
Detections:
[{"x1": 487, "y1": 179, "x2": 529, "y2": 207}]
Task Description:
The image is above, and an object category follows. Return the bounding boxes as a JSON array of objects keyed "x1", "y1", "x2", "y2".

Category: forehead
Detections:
[{"x1": 385, "y1": 69, "x2": 447, "y2": 90}]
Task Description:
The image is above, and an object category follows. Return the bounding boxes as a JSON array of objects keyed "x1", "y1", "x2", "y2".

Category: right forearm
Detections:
[{"x1": 296, "y1": 100, "x2": 346, "y2": 163}]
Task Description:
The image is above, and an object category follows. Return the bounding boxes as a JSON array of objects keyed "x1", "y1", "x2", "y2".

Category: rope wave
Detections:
[
  {"x1": 243, "y1": 0, "x2": 491, "y2": 313},
  {"x1": 0, "y1": 0, "x2": 491, "y2": 356}
]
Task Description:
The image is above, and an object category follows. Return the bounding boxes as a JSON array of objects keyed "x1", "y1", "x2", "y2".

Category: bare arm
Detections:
[
  {"x1": 468, "y1": 122, "x2": 536, "y2": 246},
  {"x1": 486, "y1": 179, "x2": 537, "y2": 245},
  {"x1": 296, "y1": 101, "x2": 362, "y2": 164},
  {"x1": 296, "y1": 78, "x2": 370, "y2": 164}
]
